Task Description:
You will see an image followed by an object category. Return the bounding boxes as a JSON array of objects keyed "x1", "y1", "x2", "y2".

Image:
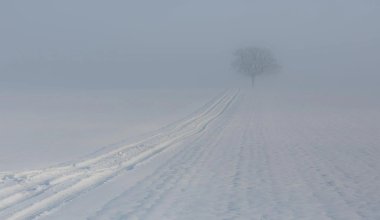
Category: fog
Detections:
[
  {"x1": 1, "y1": 0, "x2": 379, "y2": 89},
  {"x1": 2, "y1": 2, "x2": 380, "y2": 217}
]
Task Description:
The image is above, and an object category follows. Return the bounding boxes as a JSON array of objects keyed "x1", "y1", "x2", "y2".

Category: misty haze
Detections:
[{"x1": 1, "y1": 0, "x2": 380, "y2": 219}]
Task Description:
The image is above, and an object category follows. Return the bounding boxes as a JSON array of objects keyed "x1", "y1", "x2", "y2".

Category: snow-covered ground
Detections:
[
  {"x1": 1, "y1": 87, "x2": 379, "y2": 219},
  {"x1": 0, "y1": 89, "x2": 219, "y2": 170}
]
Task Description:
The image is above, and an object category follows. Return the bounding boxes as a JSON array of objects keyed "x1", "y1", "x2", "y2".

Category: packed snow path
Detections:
[{"x1": 1, "y1": 90, "x2": 379, "y2": 219}]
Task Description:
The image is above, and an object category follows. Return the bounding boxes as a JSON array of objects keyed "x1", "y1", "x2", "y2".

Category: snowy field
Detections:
[
  {"x1": 0, "y1": 89, "x2": 219, "y2": 170},
  {"x1": 0, "y1": 87, "x2": 380, "y2": 219}
]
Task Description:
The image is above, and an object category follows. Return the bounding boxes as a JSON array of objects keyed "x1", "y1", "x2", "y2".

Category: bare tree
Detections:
[{"x1": 232, "y1": 47, "x2": 279, "y2": 87}]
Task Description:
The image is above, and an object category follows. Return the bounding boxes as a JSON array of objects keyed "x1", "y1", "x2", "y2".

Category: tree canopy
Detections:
[{"x1": 232, "y1": 47, "x2": 279, "y2": 86}]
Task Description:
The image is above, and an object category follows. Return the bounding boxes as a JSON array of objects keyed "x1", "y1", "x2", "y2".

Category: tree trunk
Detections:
[{"x1": 251, "y1": 75, "x2": 255, "y2": 88}]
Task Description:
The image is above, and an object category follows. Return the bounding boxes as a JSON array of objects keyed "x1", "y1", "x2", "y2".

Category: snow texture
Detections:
[{"x1": 1, "y1": 89, "x2": 379, "y2": 220}]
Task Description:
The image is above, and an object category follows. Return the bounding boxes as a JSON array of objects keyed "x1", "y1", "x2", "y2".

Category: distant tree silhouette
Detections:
[{"x1": 232, "y1": 47, "x2": 280, "y2": 87}]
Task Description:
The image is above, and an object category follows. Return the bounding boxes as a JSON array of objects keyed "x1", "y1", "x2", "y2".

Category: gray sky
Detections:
[{"x1": 1, "y1": 0, "x2": 379, "y2": 89}]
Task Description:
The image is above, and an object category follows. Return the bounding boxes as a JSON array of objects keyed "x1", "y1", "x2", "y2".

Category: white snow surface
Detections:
[
  {"x1": 1, "y1": 88, "x2": 380, "y2": 220},
  {"x1": 0, "y1": 89, "x2": 219, "y2": 170}
]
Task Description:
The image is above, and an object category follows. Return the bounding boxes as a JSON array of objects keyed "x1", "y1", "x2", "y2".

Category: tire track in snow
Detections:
[
  {"x1": 90, "y1": 90, "x2": 241, "y2": 220},
  {"x1": 0, "y1": 90, "x2": 238, "y2": 220}
]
